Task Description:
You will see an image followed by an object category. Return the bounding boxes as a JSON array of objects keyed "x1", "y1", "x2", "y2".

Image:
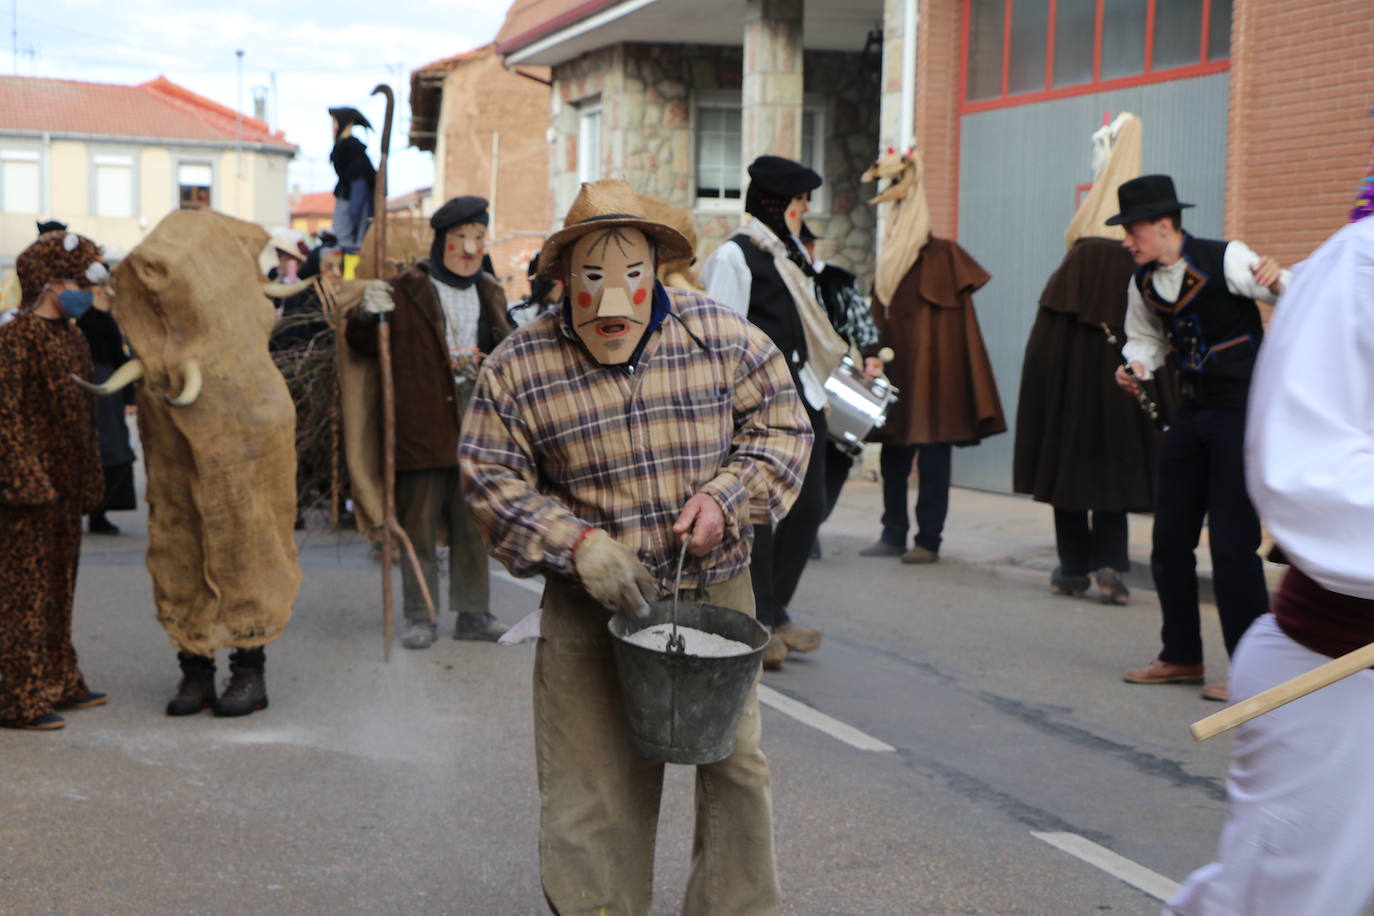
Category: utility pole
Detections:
[{"x1": 12, "y1": 2, "x2": 18, "y2": 75}]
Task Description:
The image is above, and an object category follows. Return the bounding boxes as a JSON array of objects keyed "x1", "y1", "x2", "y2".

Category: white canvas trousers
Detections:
[{"x1": 1166, "y1": 613, "x2": 1374, "y2": 916}]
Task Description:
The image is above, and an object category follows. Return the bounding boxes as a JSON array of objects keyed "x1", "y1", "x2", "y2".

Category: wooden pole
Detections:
[{"x1": 372, "y1": 83, "x2": 396, "y2": 661}]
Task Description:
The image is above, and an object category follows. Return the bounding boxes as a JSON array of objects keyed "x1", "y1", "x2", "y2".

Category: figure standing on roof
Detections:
[{"x1": 329, "y1": 105, "x2": 377, "y2": 276}]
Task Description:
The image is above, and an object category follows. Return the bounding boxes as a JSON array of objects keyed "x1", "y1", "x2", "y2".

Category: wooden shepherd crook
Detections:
[{"x1": 1191, "y1": 639, "x2": 1374, "y2": 741}]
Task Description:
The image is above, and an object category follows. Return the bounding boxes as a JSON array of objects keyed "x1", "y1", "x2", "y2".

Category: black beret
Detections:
[
  {"x1": 36, "y1": 219, "x2": 67, "y2": 236},
  {"x1": 747, "y1": 155, "x2": 822, "y2": 198},
  {"x1": 430, "y1": 195, "x2": 490, "y2": 231}
]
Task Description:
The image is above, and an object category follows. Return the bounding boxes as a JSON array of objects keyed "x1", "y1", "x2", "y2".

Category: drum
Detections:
[{"x1": 823, "y1": 356, "x2": 898, "y2": 455}]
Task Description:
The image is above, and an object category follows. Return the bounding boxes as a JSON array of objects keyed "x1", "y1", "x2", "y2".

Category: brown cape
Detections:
[
  {"x1": 1012, "y1": 236, "x2": 1176, "y2": 511},
  {"x1": 867, "y1": 237, "x2": 1007, "y2": 446}
]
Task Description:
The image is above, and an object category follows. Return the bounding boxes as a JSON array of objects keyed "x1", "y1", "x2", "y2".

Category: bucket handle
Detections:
[{"x1": 666, "y1": 538, "x2": 691, "y2": 655}]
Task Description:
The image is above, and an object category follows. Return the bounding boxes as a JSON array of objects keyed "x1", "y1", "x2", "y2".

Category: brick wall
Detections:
[
  {"x1": 915, "y1": 0, "x2": 962, "y2": 238},
  {"x1": 1225, "y1": 0, "x2": 1374, "y2": 265}
]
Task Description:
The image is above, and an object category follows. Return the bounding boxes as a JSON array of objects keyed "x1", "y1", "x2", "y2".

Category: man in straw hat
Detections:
[
  {"x1": 0, "y1": 230, "x2": 110, "y2": 730},
  {"x1": 346, "y1": 195, "x2": 512, "y2": 649},
  {"x1": 1111, "y1": 174, "x2": 1290, "y2": 702},
  {"x1": 1165, "y1": 145, "x2": 1374, "y2": 916},
  {"x1": 459, "y1": 179, "x2": 811, "y2": 914}
]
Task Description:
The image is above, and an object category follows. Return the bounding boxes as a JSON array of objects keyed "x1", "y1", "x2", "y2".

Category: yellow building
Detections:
[{"x1": 1, "y1": 75, "x2": 296, "y2": 296}]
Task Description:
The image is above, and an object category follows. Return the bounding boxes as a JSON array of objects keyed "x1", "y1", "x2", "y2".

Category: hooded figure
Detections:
[
  {"x1": 701, "y1": 154, "x2": 844, "y2": 671},
  {"x1": 344, "y1": 194, "x2": 513, "y2": 649},
  {"x1": 0, "y1": 231, "x2": 108, "y2": 730},
  {"x1": 329, "y1": 105, "x2": 377, "y2": 261},
  {"x1": 856, "y1": 147, "x2": 1006, "y2": 567},
  {"x1": 1012, "y1": 113, "x2": 1174, "y2": 604}
]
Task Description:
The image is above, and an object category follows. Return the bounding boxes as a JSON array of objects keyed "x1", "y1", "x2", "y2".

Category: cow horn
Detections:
[
  {"x1": 263, "y1": 278, "x2": 315, "y2": 299},
  {"x1": 71, "y1": 359, "x2": 143, "y2": 395},
  {"x1": 166, "y1": 360, "x2": 202, "y2": 407}
]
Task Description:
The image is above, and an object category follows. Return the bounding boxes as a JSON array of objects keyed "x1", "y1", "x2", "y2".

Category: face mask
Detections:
[
  {"x1": 443, "y1": 224, "x2": 487, "y2": 278},
  {"x1": 57, "y1": 289, "x2": 93, "y2": 320},
  {"x1": 567, "y1": 227, "x2": 655, "y2": 365}
]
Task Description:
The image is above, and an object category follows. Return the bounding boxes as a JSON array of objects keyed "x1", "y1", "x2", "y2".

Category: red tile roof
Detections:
[
  {"x1": 290, "y1": 191, "x2": 336, "y2": 218},
  {"x1": 0, "y1": 75, "x2": 296, "y2": 152},
  {"x1": 494, "y1": 0, "x2": 623, "y2": 56}
]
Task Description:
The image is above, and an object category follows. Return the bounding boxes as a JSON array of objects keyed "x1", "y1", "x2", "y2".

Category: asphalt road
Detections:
[{"x1": 1, "y1": 477, "x2": 1241, "y2": 915}]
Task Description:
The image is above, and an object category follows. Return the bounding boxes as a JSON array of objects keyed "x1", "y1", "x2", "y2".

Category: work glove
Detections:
[
  {"x1": 573, "y1": 529, "x2": 657, "y2": 618},
  {"x1": 361, "y1": 280, "x2": 395, "y2": 315}
]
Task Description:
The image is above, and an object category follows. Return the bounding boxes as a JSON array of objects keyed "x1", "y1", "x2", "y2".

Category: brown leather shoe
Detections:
[
  {"x1": 901, "y1": 545, "x2": 938, "y2": 565},
  {"x1": 775, "y1": 621, "x2": 821, "y2": 653},
  {"x1": 1123, "y1": 659, "x2": 1204, "y2": 685},
  {"x1": 761, "y1": 635, "x2": 788, "y2": 671},
  {"x1": 858, "y1": 540, "x2": 904, "y2": 558},
  {"x1": 1200, "y1": 682, "x2": 1229, "y2": 702}
]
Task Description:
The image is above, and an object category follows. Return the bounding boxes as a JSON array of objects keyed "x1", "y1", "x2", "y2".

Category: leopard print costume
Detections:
[{"x1": 0, "y1": 312, "x2": 104, "y2": 725}]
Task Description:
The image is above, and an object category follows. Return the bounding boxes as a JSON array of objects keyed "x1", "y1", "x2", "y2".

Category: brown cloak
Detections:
[{"x1": 867, "y1": 236, "x2": 1007, "y2": 446}]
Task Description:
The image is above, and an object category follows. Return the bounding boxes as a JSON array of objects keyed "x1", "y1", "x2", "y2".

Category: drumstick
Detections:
[{"x1": 1190, "y1": 639, "x2": 1374, "y2": 741}]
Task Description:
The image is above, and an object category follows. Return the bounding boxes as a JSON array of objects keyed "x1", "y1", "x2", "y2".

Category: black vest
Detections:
[
  {"x1": 730, "y1": 233, "x2": 807, "y2": 372},
  {"x1": 1133, "y1": 235, "x2": 1263, "y2": 388}
]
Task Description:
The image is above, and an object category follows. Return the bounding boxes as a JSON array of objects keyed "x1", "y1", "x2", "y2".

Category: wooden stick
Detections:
[
  {"x1": 372, "y1": 82, "x2": 396, "y2": 661},
  {"x1": 1190, "y1": 640, "x2": 1374, "y2": 741}
]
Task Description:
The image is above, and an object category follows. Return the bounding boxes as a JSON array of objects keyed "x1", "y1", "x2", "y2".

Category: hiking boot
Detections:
[
  {"x1": 761, "y1": 635, "x2": 788, "y2": 671},
  {"x1": 775, "y1": 620, "x2": 822, "y2": 653},
  {"x1": 1095, "y1": 567, "x2": 1130, "y2": 605},
  {"x1": 167, "y1": 653, "x2": 216, "y2": 717},
  {"x1": 1050, "y1": 567, "x2": 1090, "y2": 597},
  {"x1": 454, "y1": 612, "x2": 507, "y2": 642},
  {"x1": 901, "y1": 545, "x2": 939, "y2": 565},
  {"x1": 401, "y1": 621, "x2": 437, "y2": 649},
  {"x1": 858, "y1": 540, "x2": 904, "y2": 558},
  {"x1": 214, "y1": 649, "x2": 268, "y2": 717}
]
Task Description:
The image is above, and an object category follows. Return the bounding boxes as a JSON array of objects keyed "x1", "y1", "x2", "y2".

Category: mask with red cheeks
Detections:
[
  {"x1": 566, "y1": 226, "x2": 655, "y2": 365},
  {"x1": 443, "y1": 223, "x2": 486, "y2": 277},
  {"x1": 784, "y1": 194, "x2": 808, "y2": 237}
]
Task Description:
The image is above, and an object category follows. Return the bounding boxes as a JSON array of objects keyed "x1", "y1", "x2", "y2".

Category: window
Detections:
[
  {"x1": 799, "y1": 102, "x2": 829, "y2": 214},
  {"x1": 1, "y1": 150, "x2": 41, "y2": 213},
  {"x1": 178, "y1": 162, "x2": 212, "y2": 209},
  {"x1": 92, "y1": 153, "x2": 135, "y2": 218},
  {"x1": 577, "y1": 101, "x2": 602, "y2": 185},
  {"x1": 696, "y1": 97, "x2": 742, "y2": 206},
  {"x1": 963, "y1": 0, "x2": 1232, "y2": 111}
]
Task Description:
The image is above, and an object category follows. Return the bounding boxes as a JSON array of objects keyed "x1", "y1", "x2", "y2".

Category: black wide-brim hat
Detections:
[
  {"x1": 747, "y1": 155, "x2": 822, "y2": 198},
  {"x1": 1105, "y1": 174, "x2": 1194, "y2": 226},
  {"x1": 328, "y1": 106, "x2": 373, "y2": 131},
  {"x1": 537, "y1": 179, "x2": 693, "y2": 278}
]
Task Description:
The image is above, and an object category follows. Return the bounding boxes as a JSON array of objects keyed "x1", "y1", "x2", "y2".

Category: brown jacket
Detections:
[
  {"x1": 346, "y1": 262, "x2": 511, "y2": 471},
  {"x1": 866, "y1": 236, "x2": 1007, "y2": 446}
]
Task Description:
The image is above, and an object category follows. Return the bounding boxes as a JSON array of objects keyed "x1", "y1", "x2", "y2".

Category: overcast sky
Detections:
[{"x1": 8, "y1": 0, "x2": 511, "y2": 204}]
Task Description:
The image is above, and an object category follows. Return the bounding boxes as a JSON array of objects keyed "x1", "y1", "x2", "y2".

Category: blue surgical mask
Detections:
[{"x1": 57, "y1": 289, "x2": 93, "y2": 319}]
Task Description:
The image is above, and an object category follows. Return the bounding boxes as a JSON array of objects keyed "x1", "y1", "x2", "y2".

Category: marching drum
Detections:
[{"x1": 823, "y1": 356, "x2": 899, "y2": 455}]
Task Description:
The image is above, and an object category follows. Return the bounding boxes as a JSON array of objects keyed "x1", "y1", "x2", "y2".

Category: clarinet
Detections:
[{"x1": 1100, "y1": 323, "x2": 1169, "y2": 432}]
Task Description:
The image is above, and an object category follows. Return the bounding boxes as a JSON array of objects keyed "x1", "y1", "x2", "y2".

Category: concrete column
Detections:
[
  {"x1": 878, "y1": 0, "x2": 912, "y2": 154},
  {"x1": 742, "y1": 0, "x2": 804, "y2": 167}
]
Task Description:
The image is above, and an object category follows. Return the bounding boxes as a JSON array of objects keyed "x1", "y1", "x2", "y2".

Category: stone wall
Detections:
[{"x1": 549, "y1": 42, "x2": 880, "y2": 290}]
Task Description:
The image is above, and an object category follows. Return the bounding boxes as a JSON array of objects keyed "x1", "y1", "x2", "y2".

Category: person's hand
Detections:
[
  {"x1": 1115, "y1": 362, "x2": 1145, "y2": 397},
  {"x1": 862, "y1": 356, "x2": 884, "y2": 380},
  {"x1": 573, "y1": 529, "x2": 656, "y2": 618},
  {"x1": 361, "y1": 280, "x2": 395, "y2": 315},
  {"x1": 1251, "y1": 256, "x2": 1283, "y2": 295},
  {"x1": 124, "y1": 404, "x2": 137, "y2": 417},
  {"x1": 673, "y1": 493, "x2": 725, "y2": 556}
]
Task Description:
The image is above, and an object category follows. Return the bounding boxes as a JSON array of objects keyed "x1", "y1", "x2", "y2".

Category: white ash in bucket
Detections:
[{"x1": 624, "y1": 623, "x2": 753, "y2": 658}]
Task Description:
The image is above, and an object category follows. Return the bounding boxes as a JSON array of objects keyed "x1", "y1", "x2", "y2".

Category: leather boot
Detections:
[
  {"x1": 454, "y1": 612, "x2": 507, "y2": 642},
  {"x1": 167, "y1": 653, "x2": 216, "y2": 717},
  {"x1": 214, "y1": 648, "x2": 268, "y2": 717}
]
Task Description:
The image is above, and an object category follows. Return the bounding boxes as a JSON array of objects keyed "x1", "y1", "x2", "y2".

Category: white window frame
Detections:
[
  {"x1": 691, "y1": 92, "x2": 829, "y2": 215},
  {"x1": 89, "y1": 148, "x2": 138, "y2": 219},
  {"x1": 0, "y1": 145, "x2": 44, "y2": 215},
  {"x1": 174, "y1": 156, "x2": 216, "y2": 210},
  {"x1": 577, "y1": 99, "x2": 603, "y2": 186}
]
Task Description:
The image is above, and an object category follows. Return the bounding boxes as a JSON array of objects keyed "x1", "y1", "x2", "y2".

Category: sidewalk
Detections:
[{"x1": 820, "y1": 476, "x2": 1287, "y2": 603}]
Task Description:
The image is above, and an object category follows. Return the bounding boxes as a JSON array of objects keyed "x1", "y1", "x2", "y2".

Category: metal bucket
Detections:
[{"x1": 607, "y1": 546, "x2": 769, "y2": 765}]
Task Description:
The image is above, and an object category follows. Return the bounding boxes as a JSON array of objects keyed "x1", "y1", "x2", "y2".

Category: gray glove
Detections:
[
  {"x1": 361, "y1": 280, "x2": 395, "y2": 315},
  {"x1": 573, "y1": 529, "x2": 656, "y2": 618}
]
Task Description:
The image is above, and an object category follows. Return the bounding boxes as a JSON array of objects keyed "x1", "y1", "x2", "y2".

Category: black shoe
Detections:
[
  {"x1": 454, "y1": 613, "x2": 507, "y2": 642},
  {"x1": 167, "y1": 654, "x2": 216, "y2": 716},
  {"x1": 213, "y1": 650, "x2": 268, "y2": 717},
  {"x1": 88, "y1": 513, "x2": 120, "y2": 535},
  {"x1": 1050, "y1": 567, "x2": 1091, "y2": 597}
]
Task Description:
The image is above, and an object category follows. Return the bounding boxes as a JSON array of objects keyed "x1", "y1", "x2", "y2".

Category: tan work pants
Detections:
[{"x1": 535, "y1": 571, "x2": 780, "y2": 916}]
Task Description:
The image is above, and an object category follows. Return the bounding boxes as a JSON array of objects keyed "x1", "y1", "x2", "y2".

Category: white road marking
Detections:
[
  {"x1": 757, "y1": 685, "x2": 896, "y2": 752},
  {"x1": 1031, "y1": 831, "x2": 1182, "y2": 902}
]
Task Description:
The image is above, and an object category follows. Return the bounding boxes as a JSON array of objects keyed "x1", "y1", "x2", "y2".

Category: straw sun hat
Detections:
[{"x1": 537, "y1": 179, "x2": 693, "y2": 278}]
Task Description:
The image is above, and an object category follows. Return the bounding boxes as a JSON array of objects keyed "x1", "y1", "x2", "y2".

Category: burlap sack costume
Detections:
[{"x1": 113, "y1": 210, "x2": 301, "y2": 655}]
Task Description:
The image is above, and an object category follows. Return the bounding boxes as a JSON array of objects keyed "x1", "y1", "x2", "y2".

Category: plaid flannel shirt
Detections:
[{"x1": 458, "y1": 286, "x2": 812, "y2": 592}]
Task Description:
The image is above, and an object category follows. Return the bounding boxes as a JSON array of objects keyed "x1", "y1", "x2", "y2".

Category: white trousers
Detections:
[{"x1": 1166, "y1": 613, "x2": 1374, "y2": 916}]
